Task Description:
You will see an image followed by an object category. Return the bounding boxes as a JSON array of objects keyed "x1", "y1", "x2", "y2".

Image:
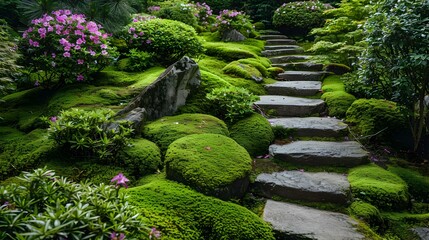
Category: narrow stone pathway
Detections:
[{"x1": 254, "y1": 31, "x2": 368, "y2": 239}]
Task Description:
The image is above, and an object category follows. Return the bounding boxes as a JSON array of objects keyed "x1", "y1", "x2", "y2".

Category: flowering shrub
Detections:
[
  {"x1": 195, "y1": 2, "x2": 214, "y2": 26},
  {"x1": 0, "y1": 168, "x2": 151, "y2": 239},
  {"x1": 214, "y1": 9, "x2": 255, "y2": 37},
  {"x1": 152, "y1": 2, "x2": 199, "y2": 27},
  {"x1": 18, "y1": 10, "x2": 116, "y2": 87},
  {"x1": 273, "y1": 1, "x2": 326, "y2": 36}
]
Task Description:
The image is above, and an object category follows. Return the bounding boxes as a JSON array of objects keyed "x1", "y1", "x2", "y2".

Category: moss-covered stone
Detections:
[
  {"x1": 267, "y1": 67, "x2": 285, "y2": 78},
  {"x1": 346, "y1": 99, "x2": 406, "y2": 138},
  {"x1": 237, "y1": 58, "x2": 269, "y2": 77},
  {"x1": 92, "y1": 66, "x2": 165, "y2": 89},
  {"x1": 142, "y1": 113, "x2": 229, "y2": 152},
  {"x1": 223, "y1": 61, "x2": 263, "y2": 80},
  {"x1": 324, "y1": 63, "x2": 352, "y2": 75},
  {"x1": 230, "y1": 114, "x2": 274, "y2": 156},
  {"x1": 389, "y1": 167, "x2": 429, "y2": 202},
  {"x1": 165, "y1": 133, "x2": 252, "y2": 199},
  {"x1": 119, "y1": 138, "x2": 162, "y2": 177},
  {"x1": 127, "y1": 178, "x2": 275, "y2": 239},
  {"x1": 348, "y1": 164, "x2": 409, "y2": 210},
  {"x1": 202, "y1": 38, "x2": 265, "y2": 62},
  {"x1": 321, "y1": 91, "x2": 356, "y2": 118},
  {"x1": 349, "y1": 201, "x2": 383, "y2": 227}
]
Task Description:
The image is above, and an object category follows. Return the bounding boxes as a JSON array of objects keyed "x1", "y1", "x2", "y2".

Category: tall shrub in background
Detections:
[{"x1": 214, "y1": 9, "x2": 256, "y2": 38}]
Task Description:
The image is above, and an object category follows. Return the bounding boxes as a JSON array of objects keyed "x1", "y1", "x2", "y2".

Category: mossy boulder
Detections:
[
  {"x1": 349, "y1": 201, "x2": 383, "y2": 227},
  {"x1": 230, "y1": 114, "x2": 274, "y2": 156},
  {"x1": 119, "y1": 138, "x2": 162, "y2": 177},
  {"x1": 324, "y1": 63, "x2": 351, "y2": 75},
  {"x1": 267, "y1": 67, "x2": 285, "y2": 78},
  {"x1": 203, "y1": 40, "x2": 263, "y2": 62},
  {"x1": 165, "y1": 133, "x2": 252, "y2": 199},
  {"x1": 142, "y1": 114, "x2": 229, "y2": 152},
  {"x1": 127, "y1": 178, "x2": 275, "y2": 239},
  {"x1": 389, "y1": 167, "x2": 429, "y2": 202},
  {"x1": 223, "y1": 61, "x2": 263, "y2": 82},
  {"x1": 348, "y1": 164, "x2": 410, "y2": 210},
  {"x1": 237, "y1": 58, "x2": 269, "y2": 77},
  {"x1": 321, "y1": 91, "x2": 356, "y2": 118},
  {"x1": 346, "y1": 99, "x2": 406, "y2": 138}
]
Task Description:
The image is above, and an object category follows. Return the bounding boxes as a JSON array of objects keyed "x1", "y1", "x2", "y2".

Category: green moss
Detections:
[
  {"x1": 324, "y1": 63, "x2": 351, "y2": 75},
  {"x1": 92, "y1": 66, "x2": 165, "y2": 89},
  {"x1": 348, "y1": 164, "x2": 409, "y2": 210},
  {"x1": 381, "y1": 212, "x2": 429, "y2": 240},
  {"x1": 119, "y1": 138, "x2": 162, "y2": 177},
  {"x1": 223, "y1": 61, "x2": 263, "y2": 80},
  {"x1": 142, "y1": 113, "x2": 229, "y2": 152},
  {"x1": 322, "y1": 75, "x2": 345, "y2": 92},
  {"x1": 165, "y1": 134, "x2": 252, "y2": 199},
  {"x1": 346, "y1": 99, "x2": 406, "y2": 138},
  {"x1": 127, "y1": 178, "x2": 275, "y2": 239},
  {"x1": 321, "y1": 91, "x2": 356, "y2": 118},
  {"x1": 230, "y1": 114, "x2": 274, "y2": 156},
  {"x1": 349, "y1": 201, "x2": 383, "y2": 227},
  {"x1": 237, "y1": 58, "x2": 269, "y2": 77},
  {"x1": 267, "y1": 67, "x2": 284, "y2": 78},
  {"x1": 202, "y1": 39, "x2": 265, "y2": 62},
  {"x1": 388, "y1": 167, "x2": 429, "y2": 202}
]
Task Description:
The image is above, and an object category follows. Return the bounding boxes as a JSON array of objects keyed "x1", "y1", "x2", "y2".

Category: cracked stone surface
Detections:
[
  {"x1": 268, "y1": 117, "x2": 348, "y2": 137},
  {"x1": 255, "y1": 95, "x2": 326, "y2": 117},
  {"x1": 265, "y1": 81, "x2": 321, "y2": 96}
]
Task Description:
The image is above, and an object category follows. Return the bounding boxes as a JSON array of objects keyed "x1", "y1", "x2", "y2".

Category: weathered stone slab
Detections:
[
  {"x1": 268, "y1": 117, "x2": 348, "y2": 137},
  {"x1": 222, "y1": 29, "x2": 246, "y2": 42},
  {"x1": 259, "y1": 35, "x2": 289, "y2": 40},
  {"x1": 278, "y1": 71, "x2": 327, "y2": 81},
  {"x1": 260, "y1": 30, "x2": 281, "y2": 35},
  {"x1": 413, "y1": 227, "x2": 429, "y2": 240},
  {"x1": 265, "y1": 81, "x2": 321, "y2": 97},
  {"x1": 263, "y1": 200, "x2": 364, "y2": 240},
  {"x1": 262, "y1": 48, "x2": 304, "y2": 57},
  {"x1": 264, "y1": 45, "x2": 301, "y2": 50},
  {"x1": 272, "y1": 62, "x2": 324, "y2": 71},
  {"x1": 269, "y1": 55, "x2": 310, "y2": 64},
  {"x1": 269, "y1": 141, "x2": 369, "y2": 167},
  {"x1": 254, "y1": 171, "x2": 351, "y2": 204},
  {"x1": 255, "y1": 96, "x2": 326, "y2": 117},
  {"x1": 266, "y1": 39, "x2": 297, "y2": 45}
]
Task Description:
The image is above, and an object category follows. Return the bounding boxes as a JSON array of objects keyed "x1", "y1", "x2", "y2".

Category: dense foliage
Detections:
[
  {"x1": 0, "y1": 20, "x2": 20, "y2": 96},
  {"x1": 214, "y1": 9, "x2": 256, "y2": 38}
]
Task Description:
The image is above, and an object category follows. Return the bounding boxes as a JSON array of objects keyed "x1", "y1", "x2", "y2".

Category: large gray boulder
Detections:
[
  {"x1": 117, "y1": 56, "x2": 201, "y2": 121},
  {"x1": 222, "y1": 29, "x2": 246, "y2": 42}
]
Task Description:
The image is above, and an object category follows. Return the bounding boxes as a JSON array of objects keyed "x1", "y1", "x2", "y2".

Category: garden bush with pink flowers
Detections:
[
  {"x1": 18, "y1": 10, "x2": 117, "y2": 87},
  {"x1": 215, "y1": 9, "x2": 256, "y2": 38}
]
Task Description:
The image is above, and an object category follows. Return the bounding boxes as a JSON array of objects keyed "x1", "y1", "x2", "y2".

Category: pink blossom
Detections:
[
  {"x1": 146, "y1": 39, "x2": 152, "y2": 44},
  {"x1": 56, "y1": 15, "x2": 67, "y2": 24},
  {"x1": 111, "y1": 173, "x2": 129, "y2": 188},
  {"x1": 64, "y1": 9, "x2": 71, "y2": 15},
  {"x1": 51, "y1": 53, "x2": 56, "y2": 58},
  {"x1": 110, "y1": 232, "x2": 125, "y2": 240},
  {"x1": 74, "y1": 45, "x2": 81, "y2": 50},
  {"x1": 76, "y1": 74, "x2": 84, "y2": 81},
  {"x1": 89, "y1": 50, "x2": 96, "y2": 56},
  {"x1": 76, "y1": 24, "x2": 85, "y2": 30},
  {"x1": 38, "y1": 28, "x2": 46, "y2": 38},
  {"x1": 76, "y1": 38, "x2": 84, "y2": 45},
  {"x1": 47, "y1": 26, "x2": 54, "y2": 32},
  {"x1": 77, "y1": 59, "x2": 84, "y2": 64},
  {"x1": 133, "y1": 33, "x2": 138, "y2": 38},
  {"x1": 149, "y1": 227, "x2": 161, "y2": 239},
  {"x1": 102, "y1": 33, "x2": 108, "y2": 39},
  {"x1": 86, "y1": 21, "x2": 98, "y2": 33},
  {"x1": 139, "y1": 31, "x2": 144, "y2": 36},
  {"x1": 101, "y1": 50, "x2": 108, "y2": 55},
  {"x1": 100, "y1": 44, "x2": 107, "y2": 49},
  {"x1": 63, "y1": 52, "x2": 71, "y2": 57},
  {"x1": 50, "y1": 116, "x2": 57, "y2": 122},
  {"x1": 34, "y1": 81, "x2": 40, "y2": 87}
]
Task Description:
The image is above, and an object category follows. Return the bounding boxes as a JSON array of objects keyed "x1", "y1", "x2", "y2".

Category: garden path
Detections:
[{"x1": 254, "y1": 32, "x2": 368, "y2": 239}]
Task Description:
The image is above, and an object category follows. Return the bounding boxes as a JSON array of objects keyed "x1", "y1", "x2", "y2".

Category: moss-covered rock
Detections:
[
  {"x1": 346, "y1": 99, "x2": 406, "y2": 138},
  {"x1": 389, "y1": 167, "x2": 429, "y2": 203},
  {"x1": 349, "y1": 201, "x2": 383, "y2": 227},
  {"x1": 223, "y1": 61, "x2": 263, "y2": 81},
  {"x1": 267, "y1": 67, "x2": 285, "y2": 78},
  {"x1": 237, "y1": 58, "x2": 269, "y2": 77},
  {"x1": 202, "y1": 38, "x2": 265, "y2": 62},
  {"x1": 165, "y1": 134, "x2": 252, "y2": 199},
  {"x1": 127, "y1": 178, "x2": 275, "y2": 239},
  {"x1": 142, "y1": 114, "x2": 229, "y2": 152},
  {"x1": 348, "y1": 164, "x2": 409, "y2": 210},
  {"x1": 230, "y1": 114, "x2": 274, "y2": 156},
  {"x1": 119, "y1": 138, "x2": 162, "y2": 177},
  {"x1": 324, "y1": 63, "x2": 352, "y2": 75},
  {"x1": 321, "y1": 91, "x2": 356, "y2": 118}
]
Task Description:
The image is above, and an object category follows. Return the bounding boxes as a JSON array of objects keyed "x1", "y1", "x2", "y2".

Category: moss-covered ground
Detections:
[{"x1": 321, "y1": 75, "x2": 356, "y2": 118}]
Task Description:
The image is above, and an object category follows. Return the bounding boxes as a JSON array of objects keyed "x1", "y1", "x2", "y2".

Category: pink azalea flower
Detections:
[
  {"x1": 76, "y1": 74, "x2": 84, "y2": 81},
  {"x1": 146, "y1": 39, "x2": 152, "y2": 44},
  {"x1": 77, "y1": 59, "x2": 84, "y2": 64},
  {"x1": 76, "y1": 38, "x2": 84, "y2": 45},
  {"x1": 75, "y1": 45, "x2": 81, "y2": 50},
  {"x1": 63, "y1": 52, "x2": 71, "y2": 58},
  {"x1": 47, "y1": 26, "x2": 54, "y2": 32},
  {"x1": 50, "y1": 116, "x2": 57, "y2": 122},
  {"x1": 110, "y1": 232, "x2": 125, "y2": 240},
  {"x1": 64, "y1": 9, "x2": 71, "y2": 15},
  {"x1": 100, "y1": 44, "x2": 107, "y2": 49},
  {"x1": 101, "y1": 50, "x2": 108, "y2": 55},
  {"x1": 56, "y1": 15, "x2": 67, "y2": 24},
  {"x1": 51, "y1": 53, "x2": 56, "y2": 58},
  {"x1": 86, "y1": 21, "x2": 98, "y2": 33},
  {"x1": 89, "y1": 50, "x2": 96, "y2": 56},
  {"x1": 111, "y1": 173, "x2": 129, "y2": 188},
  {"x1": 149, "y1": 227, "x2": 161, "y2": 239}
]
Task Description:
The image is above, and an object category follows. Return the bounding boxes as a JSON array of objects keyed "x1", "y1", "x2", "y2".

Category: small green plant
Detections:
[
  {"x1": 47, "y1": 108, "x2": 133, "y2": 160},
  {"x1": 206, "y1": 86, "x2": 260, "y2": 123},
  {"x1": 0, "y1": 168, "x2": 152, "y2": 239},
  {"x1": 121, "y1": 49, "x2": 156, "y2": 72}
]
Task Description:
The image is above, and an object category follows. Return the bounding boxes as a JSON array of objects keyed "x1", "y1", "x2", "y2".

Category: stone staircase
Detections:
[{"x1": 254, "y1": 32, "x2": 369, "y2": 239}]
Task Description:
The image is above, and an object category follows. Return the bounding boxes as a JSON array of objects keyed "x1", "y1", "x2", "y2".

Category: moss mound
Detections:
[
  {"x1": 237, "y1": 58, "x2": 269, "y2": 77},
  {"x1": 324, "y1": 63, "x2": 351, "y2": 75},
  {"x1": 321, "y1": 91, "x2": 356, "y2": 118},
  {"x1": 230, "y1": 114, "x2": 274, "y2": 156},
  {"x1": 389, "y1": 167, "x2": 429, "y2": 202},
  {"x1": 165, "y1": 134, "x2": 252, "y2": 199},
  {"x1": 348, "y1": 164, "x2": 409, "y2": 210},
  {"x1": 346, "y1": 99, "x2": 406, "y2": 137},
  {"x1": 127, "y1": 178, "x2": 275, "y2": 240},
  {"x1": 202, "y1": 39, "x2": 265, "y2": 62},
  {"x1": 349, "y1": 201, "x2": 383, "y2": 227},
  {"x1": 267, "y1": 67, "x2": 284, "y2": 78},
  {"x1": 223, "y1": 61, "x2": 263, "y2": 81},
  {"x1": 322, "y1": 75, "x2": 345, "y2": 92},
  {"x1": 119, "y1": 138, "x2": 162, "y2": 177},
  {"x1": 142, "y1": 114, "x2": 229, "y2": 152}
]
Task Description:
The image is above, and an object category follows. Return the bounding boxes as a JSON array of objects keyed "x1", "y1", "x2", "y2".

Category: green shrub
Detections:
[
  {"x1": 206, "y1": 86, "x2": 260, "y2": 123},
  {"x1": 127, "y1": 177, "x2": 275, "y2": 239},
  {"x1": 119, "y1": 138, "x2": 162, "y2": 177},
  {"x1": 47, "y1": 108, "x2": 133, "y2": 160},
  {"x1": 348, "y1": 164, "x2": 409, "y2": 210},
  {"x1": 165, "y1": 133, "x2": 252, "y2": 199},
  {"x1": 273, "y1": 1, "x2": 326, "y2": 36},
  {"x1": 0, "y1": 168, "x2": 148, "y2": 239},
  {"x1": 153, "y1": 2, "x2": 198, "y2": 27},
  {"x1": 215, "y1": 10, "x2": 257, "y2": 38},
  {"x1": 389, "y1": 167, "x2": 429, "y2": 203},
  {"x1": 349, "y1": 201, "x2": 383, "y2": 227},
  {"x1": 0, "y1": 19, "x2": 20, "y2": 96},
  {"x1": 230, "y1": 114, "x2": 274, "y2": 156},
  {"x1": 142, "y1": 113, "x2": 229, "y2": 152},
  {"x1": 117, "y1": 49, "x2": 156, "y2": 72},
  {"x1": 124, "y1": 18, "x2": 203, "y2": 65},
  {"x1": 321, "y1": 91, "x2": 356, "y2": 118}
]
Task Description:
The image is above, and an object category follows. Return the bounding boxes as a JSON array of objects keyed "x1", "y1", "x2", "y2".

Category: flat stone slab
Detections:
[
  {"x1": 259, "y1": 35, "x2": 289, "y2": 40},
  {"x1": 269, "y1": 55, "x2": 310, "y2": 64},
  {"x1": 268, "y1": 117, "x2": 348, "y2": 137},
  {"x1": 262, "y1": 48, "x2": 304, "y2": 57},
  {"x1": 255, "y1": 95, "x2": 326, "y2": 117},
  {"x1": 278, "y1": 71, "x2": 327, "y2": 81},
  {"x1": 272, "y1": 62, "x2": 324, "y2": 71},
  {"x1": 413, "y1": 227, "x2": 429, "y2": 240},
  {"x1": 266, "y1": 39, "x2": 297, "y2": 45},
  {"x1": 264, "y1": 45, "x2": 301, "y2": 50},
  {"x1": 264, "y1": 200, "x2": 364, "y2": 240},
  {"x1": 254, "y1": 171, "x2": 351, "y2": 204},
  {"x1": 269, "y1": 141, "x2": 369, "y2": 167},
  {"x1": 265, "y1": 81, "x2": 321, "y2": 97}
]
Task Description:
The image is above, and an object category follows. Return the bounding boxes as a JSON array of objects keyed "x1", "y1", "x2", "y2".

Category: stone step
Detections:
[
  {"x1": 266, "y1": 39, "x2": 298, "y2": 45},
  {"x1": 269, "y1": 141, "x2": 369, "y2": 167},
  {"x1": 253, "y1": 171, "x2": 351, "y2": 205},
  {"x1": 272, "y1": 62, "x2": 324, "y2": 71},
  {"x1": 255, "y1": 95, "x2": 326, "y2": 117},
  {"x1": 278, "y1": 71, "x2": 327, "y2": 81},
  {"x1": 259, "y1": 29, "x2": 281, "y2": 35},
  {"x1": 264, "y1": 45, "x2": 301, "y2": 50},
  {"x1": 263, "y1": 200, "x2": 364, "y2": 240},
  {"x1": 268, "y1": 117, "x2": 348, "y2": 137},
  {"x1": 265, "y1": 81, "x2": 321, "y2": 97},
  {"x1": 259, "y1": 35, "x2": 289, "y2": 40},
  {"x1": 262, "y1": 48, "x2": 304, "y2": 57},
  {"x1": 269, "y1": 55, "x2": 310, "y2": 64}
]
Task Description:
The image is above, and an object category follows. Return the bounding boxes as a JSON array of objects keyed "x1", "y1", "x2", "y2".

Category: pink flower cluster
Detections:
[
  {"x1": 195, "y1": 2, "x2": 213, "y2": 25},
  {"x1": 126, "y1": 16, "x2": 155, "y2": 45},
  {"x1": 147, "y1": 6, "x2": 161, "y2": 12}
]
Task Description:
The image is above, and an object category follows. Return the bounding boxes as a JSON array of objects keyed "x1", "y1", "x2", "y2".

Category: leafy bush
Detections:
[
  {"x1": 152, "y1": 2, "x2": 198, "y2": 27},
  {"x1": 118, "y1": 49, "x2": 156, "y2": 72},
  {"x1": 206, "y1": 86, "x2": 260, "y2": 123},
  {"x1": 0, "y1": 19, "x2": 20, "y2": 96},
  {"x1": 273, "y1": 1, "x2": 326, "y2": 36},
  {"x1": 214, "y1": 9, "x2": 256, "y2": 38},
  {"x1": 18, "y1": 10, "x2": 116, "y2": 87},
  {"x1": 47, "y1": 108, "x2": 133, "y2": 160},
  {"x1": 124, "y1": 17, "x2": 203, "y2": 65},
  {"x1": 0, "y1": 168, "x2": 149, "y2": 239}
]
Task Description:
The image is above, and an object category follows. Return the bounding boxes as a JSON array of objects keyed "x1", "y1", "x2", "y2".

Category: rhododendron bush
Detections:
[
  {"x1": 19, "y1": 10, "x2": 117, "y2": 87},
  {"x1": 214, "y1": 9, "x2": 255, "y2": 37}
]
